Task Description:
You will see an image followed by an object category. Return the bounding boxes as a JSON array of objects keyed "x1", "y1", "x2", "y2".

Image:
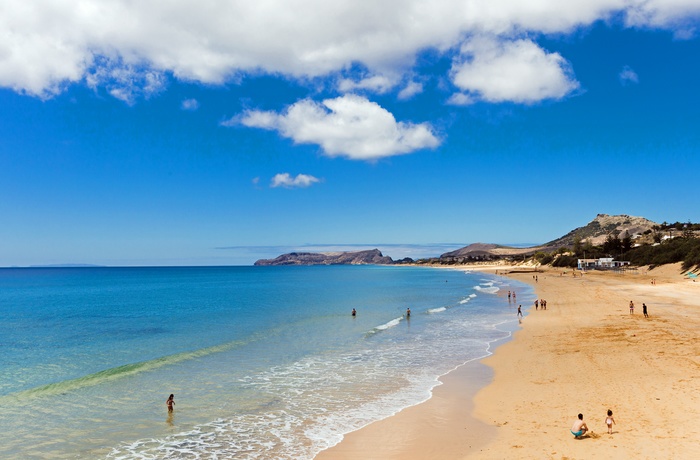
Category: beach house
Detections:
[{"x1": 577, "y1": 257, "x2": 631, "y2": 270}]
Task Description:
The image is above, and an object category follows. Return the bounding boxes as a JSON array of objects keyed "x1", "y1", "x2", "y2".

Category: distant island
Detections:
[
  {"x1": 255, "y1": 214, "x2": 700, "y2": 271},
  {"x1": 254, "y1": 249, "x2": 393, "y2": 266}
]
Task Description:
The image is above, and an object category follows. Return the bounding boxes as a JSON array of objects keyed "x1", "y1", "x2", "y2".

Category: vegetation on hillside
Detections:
[{"x1": 549, "y1": 221, "x2": 700, "y2": 271}]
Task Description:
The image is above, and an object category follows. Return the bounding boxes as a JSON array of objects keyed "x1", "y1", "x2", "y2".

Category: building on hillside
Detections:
[{"x1": 578, "y1": 257, "x2": 631, "y2": 270}]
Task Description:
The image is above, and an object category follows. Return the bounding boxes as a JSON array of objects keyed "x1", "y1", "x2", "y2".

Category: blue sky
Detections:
[{"x1": 1, "y1": 1, "x2": 699, "y2": 266}]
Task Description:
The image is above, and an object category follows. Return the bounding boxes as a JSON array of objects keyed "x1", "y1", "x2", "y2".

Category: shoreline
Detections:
[
  {"x1": 315, "y1": 357, "x2": 502, "y2": 460},
  {"x1": 315, "y1": 265, "x2": 529, "y2": 459},
  {"x1": 315, "y1": 263, "x2": 700, "y2": 459}
]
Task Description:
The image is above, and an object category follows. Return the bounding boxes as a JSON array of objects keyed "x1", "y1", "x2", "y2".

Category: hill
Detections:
[
  {"x1": 436, "y1": 214, "x2": 659, "y2": 263},
  {"x1": 543, "y1": 213, "x2": 658, "y2": 248},
  {"x1": 254, "y1": 214, "x2": 677, "y2": 267}
]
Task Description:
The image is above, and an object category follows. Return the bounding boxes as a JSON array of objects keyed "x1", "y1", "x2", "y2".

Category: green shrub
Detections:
[
  {"x1": 552, "y1": 255, "x2": 578, "y2": 268},
  {"x1": 539, "y1": 254, "x2": 554, "y2": 265}
]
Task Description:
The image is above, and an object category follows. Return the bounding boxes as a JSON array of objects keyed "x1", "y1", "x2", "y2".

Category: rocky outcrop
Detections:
[
  {"x1": 543, "y1": 213, "x2": 658, "y2": 248},
  {"x1": 254, "y1": 249, "x2": 394, "y2": 266}
]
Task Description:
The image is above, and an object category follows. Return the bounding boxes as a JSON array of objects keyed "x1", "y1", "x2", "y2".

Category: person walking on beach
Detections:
[
  {"x1": 166, "y1": 394, "x2": 175, "y2": 412},
  {"x1": 517, "y1": 305, "x2": 522, "y2": 318},
  {"x1": 605, "y1": 409, "x2": 616, "y2": 434},
  {"x1": 571, "y1": 413, "x2": 589, "y2": 438},
  {"x1": 642, "y1": 303, "x2": 648, "y2": 318},
  {"x1": 629, "y1": 301, "x2": 634, "y2": 314}
]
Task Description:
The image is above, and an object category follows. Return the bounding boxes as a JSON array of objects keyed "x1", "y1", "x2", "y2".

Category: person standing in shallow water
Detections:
[{"x1": 166, "y1": 394, "x2": 175, "y2": 412}]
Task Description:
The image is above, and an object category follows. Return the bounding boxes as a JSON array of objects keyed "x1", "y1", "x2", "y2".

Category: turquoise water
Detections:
[{"x1": 0, "y1": 265, "x2": 532, "y2": 459}]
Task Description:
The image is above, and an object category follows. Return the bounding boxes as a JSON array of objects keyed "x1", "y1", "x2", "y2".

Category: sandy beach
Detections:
[{"x1": 316, "y1": 263, "x2": 700, "y2": 459}]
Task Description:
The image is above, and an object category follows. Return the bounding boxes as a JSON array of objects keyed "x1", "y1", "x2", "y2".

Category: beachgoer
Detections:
[
  {"x1": 571, "y1": 413, "x2": 588, "y2": 438},
  {"x1": 406, "y1": 308, "x2": 411, "y2": 318},
  {"x1": 166, "y1": 394, "x2": 175, "y2": 412},
  {"x1": 629, "y1": 301, "x2": 634, "y2": 314},
  {"x1": 351, "y1": 308, "x2": 356, "y2": 317},
  {"x1": 642, "y1": 303, "x2": 648, "y2": 318},
  {"x1": 517, "y1": 305, "x2": 522, "y2": 318},
  {"x1": 605, "y1": 409, "x2": 616, "y2": 434},
  {"x1": 535, "y1": 300, "x2": 538, "y2": 310}
]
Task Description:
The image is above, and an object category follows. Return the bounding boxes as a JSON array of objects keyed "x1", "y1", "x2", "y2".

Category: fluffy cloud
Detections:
[
  {"x1": 1, "y1": 1, "x2": 699, "y2": 99},
  {"x1": 236, "y1": 95, "x2": 440, "y2": 160},
  {"x1": 270, "y1": 173, "x2": 321, "y2": 188},
  {"x1": 450, "y1": 37, "x2": 580, "y2": 104}
]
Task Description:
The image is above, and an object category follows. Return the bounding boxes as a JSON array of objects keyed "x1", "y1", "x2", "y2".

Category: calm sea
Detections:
[{"x1": 0, "y1": 265, "x2": 532, "y2": 459}]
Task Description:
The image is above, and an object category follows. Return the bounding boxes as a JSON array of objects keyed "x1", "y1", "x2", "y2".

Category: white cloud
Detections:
[
  {"x1": 446, "y1": 92, "x2": 477, "y2": 106},
  {"x1": 237, "y1": 94, "x2": 440, "y2": 160},
  {"x1": 397, "y1": 81, "x2": 424, "y2": 100},
  {"x1": 619, "y1": 65, "x2": 639, "y2": 85},
  {"x1": 624, "y1": 0, "x2": 700, "y2": 32},
  {"x1": 181, "y1": 98, "x2": 200, "y2": 110},
  {"x1": 85, "y1": 57, "x2": 166, "y2": 105},
  {"x1": 338, "y1": 75, "x2": 397, "y2": 94},
  {"x1": 1, "y1": 1, "x2": 699, "y2": 100},
  {"x1": 270, "y1": 173, "x2": 321, "y2": 188},
  {"x1": 450, "y1": 37, "x2": 580, "y2": 104}
]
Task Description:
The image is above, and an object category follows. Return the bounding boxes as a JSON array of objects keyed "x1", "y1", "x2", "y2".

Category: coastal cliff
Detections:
[{"x1": 254, "y1": 249, "x2": 394, "y2": 266}]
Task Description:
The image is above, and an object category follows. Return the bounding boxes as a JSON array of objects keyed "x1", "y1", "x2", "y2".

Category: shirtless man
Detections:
[{"x1": 571, "y1": 413, "x2": 588, "y2": 438}]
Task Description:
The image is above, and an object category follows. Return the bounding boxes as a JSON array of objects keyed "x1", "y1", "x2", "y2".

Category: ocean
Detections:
[{"x1": 0, "y1": 265, "x2": 532, "y2": 459}]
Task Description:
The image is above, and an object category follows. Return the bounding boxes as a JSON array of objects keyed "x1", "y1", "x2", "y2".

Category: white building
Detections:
[{"x1": 577, "y1": 258, "x2": 631, "y2": 270}]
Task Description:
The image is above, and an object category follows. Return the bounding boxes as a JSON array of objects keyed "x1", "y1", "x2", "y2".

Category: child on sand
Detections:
[{"x1": 605, "y1": 409, "x2": 616, "y2": 434}]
